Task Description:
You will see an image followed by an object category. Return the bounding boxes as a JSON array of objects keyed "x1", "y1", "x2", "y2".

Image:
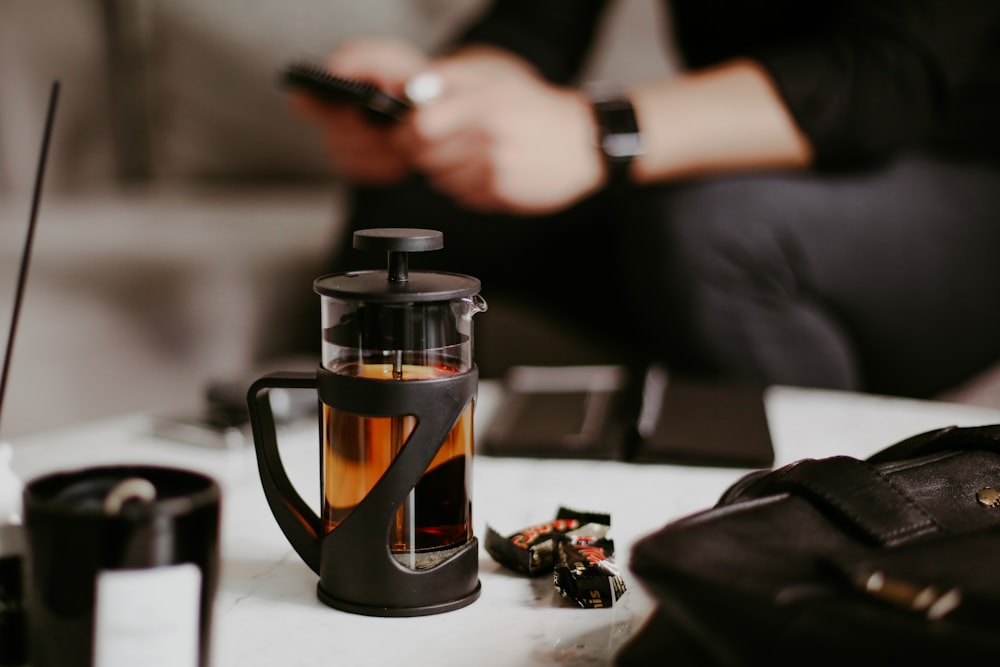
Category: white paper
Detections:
[{"x1": 93, "y1": 563, "x2": 202, "y2": 667}]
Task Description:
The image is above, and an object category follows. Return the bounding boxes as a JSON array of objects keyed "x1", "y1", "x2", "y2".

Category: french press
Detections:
[{"x1": 248, "y1": 228, "x2": 486, "y2": 616}]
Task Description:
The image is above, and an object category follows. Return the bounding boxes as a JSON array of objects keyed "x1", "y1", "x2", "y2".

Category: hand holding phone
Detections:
[{"x1": 282, "y1": 62, "x2": 412, "y2": 124}]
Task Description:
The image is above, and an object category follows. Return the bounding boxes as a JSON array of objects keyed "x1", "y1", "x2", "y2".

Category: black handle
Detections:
[{"x1": 247, "y1": 371, "x2": 322, "y2": 573}]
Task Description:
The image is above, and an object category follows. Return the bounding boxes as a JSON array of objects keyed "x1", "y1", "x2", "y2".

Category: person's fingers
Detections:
[
  {"x1": 430, "y1": 162, "x2": 499, "y2": 212},
  {"x1": 408, "y1": 88, "x2": 492, "y2": 147},
  {"x1": 326, "y1": 38, "x2": 427, "y2": 93},
  {"x1": 310, "y1": 109, "x2": 412, "y2": 184},
  {"x1": 407, "y1": 126, "x2": 485, "y2": 172},
  {"x1": 290, "y1": 91, "x2": 364, "y2": 124}
]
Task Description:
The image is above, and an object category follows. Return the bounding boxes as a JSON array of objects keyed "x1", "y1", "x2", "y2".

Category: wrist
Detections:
[{"x1": 558, "y1": 88, "x2": 609, "y2": 203}]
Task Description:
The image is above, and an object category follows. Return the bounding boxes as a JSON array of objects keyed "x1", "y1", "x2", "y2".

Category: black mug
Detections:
[{"x1": 22, "y1": 465, "x2": 220, "y2": 667}]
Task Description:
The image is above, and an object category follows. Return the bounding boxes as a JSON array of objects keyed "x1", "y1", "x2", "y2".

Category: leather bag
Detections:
[{"x1": 617, "y1": 424, "x2": 1000, "y2": 666}]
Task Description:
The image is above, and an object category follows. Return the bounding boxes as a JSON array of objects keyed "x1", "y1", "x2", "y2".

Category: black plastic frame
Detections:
[{"x1": 247, "y1": 367, "x2": 480, "y2": 616}]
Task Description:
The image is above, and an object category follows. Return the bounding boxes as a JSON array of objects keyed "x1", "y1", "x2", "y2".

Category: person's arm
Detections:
[
  {"x1": 404, "y1": 0, "x2": 1000, "y2": 211},
  {"x1": 398, "y1": 50, "x2": 813, "y2": 214},
  {"x1": 627, "y1": 58, "x2": 813, "y2": 184}
]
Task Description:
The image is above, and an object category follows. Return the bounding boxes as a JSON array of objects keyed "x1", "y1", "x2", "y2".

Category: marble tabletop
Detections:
[{"x1": 9, "y1": 383, "x2": 1000, "y2": 667}]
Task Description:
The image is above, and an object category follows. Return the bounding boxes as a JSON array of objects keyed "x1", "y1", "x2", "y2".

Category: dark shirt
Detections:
[{"x1": 459, "y1": 0, "x2": 1000, "y2": 168}]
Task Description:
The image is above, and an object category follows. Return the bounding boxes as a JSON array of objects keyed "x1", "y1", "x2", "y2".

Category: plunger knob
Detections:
[{"x1": 354, "y1": 228, "x2": 445, "y2": 283}]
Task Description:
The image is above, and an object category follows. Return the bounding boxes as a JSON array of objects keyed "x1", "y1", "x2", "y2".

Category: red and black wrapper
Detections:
[
  {"x1": 485, "y1": 507, "x2": 611, "y2": 576},
  {"x1": 553, "y1": 533, "x2": 627, "y2": 609}
]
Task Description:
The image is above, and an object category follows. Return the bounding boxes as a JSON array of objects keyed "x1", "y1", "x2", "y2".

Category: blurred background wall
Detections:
[{"x1": 0, "y1": 0, "x2": 675, "y2": 437}]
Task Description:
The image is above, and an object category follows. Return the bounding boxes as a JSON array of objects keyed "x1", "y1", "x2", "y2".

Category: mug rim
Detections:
[{"x1": 23, "y1": 464, "x2": 220, "y2": 518}]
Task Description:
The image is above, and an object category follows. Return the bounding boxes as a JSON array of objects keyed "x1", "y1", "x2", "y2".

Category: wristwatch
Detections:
[{"x1": 590, "y1": 96, "x2": 642, "y2": 190}]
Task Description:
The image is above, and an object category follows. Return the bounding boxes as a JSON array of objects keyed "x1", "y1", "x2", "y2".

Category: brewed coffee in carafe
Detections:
[{"x1": 319, "y1": 285, "x2": 484, "y2": 568}]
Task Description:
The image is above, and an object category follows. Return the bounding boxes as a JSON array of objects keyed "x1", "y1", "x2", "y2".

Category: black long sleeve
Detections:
[
  {"x1": 671, "y1": 0, "x2": 1000, "y2": 166},
  {"x1": 737, "y1": 0, "x2": 1000, "y2": 166}
]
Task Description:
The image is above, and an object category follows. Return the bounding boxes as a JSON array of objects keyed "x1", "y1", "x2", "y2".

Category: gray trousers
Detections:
[{"x1": 343, "y1": 154, "x2": 1000, "y2": 397}]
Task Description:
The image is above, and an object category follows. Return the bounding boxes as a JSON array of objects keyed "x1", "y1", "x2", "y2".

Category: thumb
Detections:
[{"x1": 327, "y1": 38, "x2": 428, "y2": 93}]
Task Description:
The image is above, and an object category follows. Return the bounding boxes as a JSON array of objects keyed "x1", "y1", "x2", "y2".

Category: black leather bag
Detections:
[{"x1": 617, "y1": 424, "x2": 1000, "y2": 666}]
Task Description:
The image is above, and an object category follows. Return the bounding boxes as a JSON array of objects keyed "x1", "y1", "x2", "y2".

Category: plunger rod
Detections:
[{"x1": 388, "y1": 251, "x2": 408, "y2": 282}]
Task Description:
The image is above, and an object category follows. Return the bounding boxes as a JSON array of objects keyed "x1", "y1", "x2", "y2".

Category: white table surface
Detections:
[{"x1": 10, "y1": 383, "x2": 1000, "y2": 667}]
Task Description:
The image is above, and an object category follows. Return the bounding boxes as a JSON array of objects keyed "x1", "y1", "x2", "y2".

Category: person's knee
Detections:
[
  {"x1": 665, "y1": 177, "x2": 807, "y2": 292},
  {"x1": 621, "y1": 175, "x2": 857, "y2": 387},
  {"x1": 626, "y1": 176, "x2": 807, "y2": 333}
]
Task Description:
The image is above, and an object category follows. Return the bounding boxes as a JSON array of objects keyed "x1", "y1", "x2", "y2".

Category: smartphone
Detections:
[
  {"x1": 149, "y1": 380, "x2": 317, "y2": 449},
  {"x1": 149, "y1": 410, "x2": 251, "y2": 450},
  {"x1": 282, "y1": 62, "x2": 411, "y2": 123}
]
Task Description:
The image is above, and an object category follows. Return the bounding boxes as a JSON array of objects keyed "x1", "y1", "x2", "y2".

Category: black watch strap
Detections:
[{"x1": 590, "y1": 97, "x2": 642, "y2": 190}]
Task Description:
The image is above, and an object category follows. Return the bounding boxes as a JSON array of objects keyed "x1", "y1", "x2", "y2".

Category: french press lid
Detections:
[
  {"x1": 315, "y1": 229, "x2": 481, "y2": 352},
  {"x1": 314, "y1": 228, "x2": 480, "y2": 302}
]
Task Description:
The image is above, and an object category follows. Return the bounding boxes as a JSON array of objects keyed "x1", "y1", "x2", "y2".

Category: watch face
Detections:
[
  {"x1": 602, "y1": 132, "x2": 643, "y2": 160},
  {"x1": 593, "y1": 98, "x2": 643, "y2": 162}
]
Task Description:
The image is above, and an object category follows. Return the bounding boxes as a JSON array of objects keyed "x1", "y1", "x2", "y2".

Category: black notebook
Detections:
[{"x1": 481, "y1": 365, "x2": 774, "y2": 469}]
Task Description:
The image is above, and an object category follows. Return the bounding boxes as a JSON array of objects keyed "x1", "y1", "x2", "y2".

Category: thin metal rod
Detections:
[
  {"x1": 0, "y1": 81, "x2": 60, "y2": 436},
  {"x1": 387, "y1": 251, "x2": 408, "y2": 282},
  {"x1": 389, "y1": 349, "x2": 416, "y2": 567}
]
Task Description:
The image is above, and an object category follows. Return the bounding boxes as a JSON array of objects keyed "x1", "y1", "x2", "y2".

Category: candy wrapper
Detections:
[
  {"x1": 485, "y1": 507, "x2": 611, "y2": 576},
  {"x1": 553, "y1": 532, "x2": 627, "y2": 609}
]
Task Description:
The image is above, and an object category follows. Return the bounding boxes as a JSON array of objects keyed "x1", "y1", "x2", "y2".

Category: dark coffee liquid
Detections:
[
  {"x1": 321, "y1": 363, "x2": 473, "y2": 566},
  {"x1": 408, "y1": 455, "x2": 469, "y2": 549}
]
